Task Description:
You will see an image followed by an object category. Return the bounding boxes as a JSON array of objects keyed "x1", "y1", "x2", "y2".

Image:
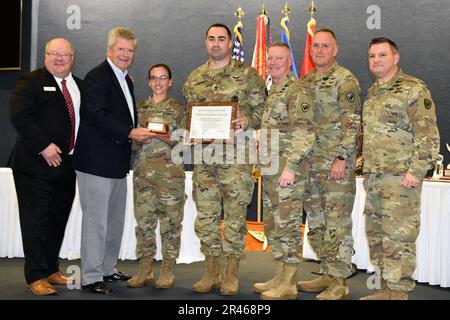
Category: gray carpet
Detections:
[{"x1": 1, "y1": 251, "x2": 449, "y2": 300}]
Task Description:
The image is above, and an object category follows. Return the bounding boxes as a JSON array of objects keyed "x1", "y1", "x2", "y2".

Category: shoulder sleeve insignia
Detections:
[
  {"x1": 301, "y1": 103, "x2": 310, "y2": 113},
  {"x1": 424, "y1": 98, "x2": 432, "y2": 109},
  {"x1": 346, "y1": 92, "x2": 355, "y2": 102}
]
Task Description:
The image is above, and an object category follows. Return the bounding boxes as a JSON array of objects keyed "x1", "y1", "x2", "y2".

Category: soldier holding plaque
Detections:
[
  {"x1": 128, "y1": 64, "x2": 186, "y2": 289},
  {"x1": 183, "y1": 23, "x2": 266, "y2": 296}
]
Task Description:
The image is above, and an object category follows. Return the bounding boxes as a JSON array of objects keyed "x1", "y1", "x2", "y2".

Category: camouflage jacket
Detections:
[
  {"x1": 183, "y1": 59, "x2": 266, "y2": 164},
  {"x1": 362, "y1": 70, "x2": 440, "y2": 178},
  {"x1": 260, "y1": 73, "x2": 315, "y2": 174},
  {"x1": 303, "y1": 62, "x2": 361, "y2": 167},
  {"x1": 135, "y1": 96, "x2": 185, "y2": 160},
  {"x1": 183, "y1": 59, "x2": 266, "y2": 130}
]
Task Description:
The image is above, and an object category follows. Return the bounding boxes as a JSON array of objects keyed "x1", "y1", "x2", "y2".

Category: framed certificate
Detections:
[{"x1": 187, "y1": 102, "x2": 238, "y2": 144}]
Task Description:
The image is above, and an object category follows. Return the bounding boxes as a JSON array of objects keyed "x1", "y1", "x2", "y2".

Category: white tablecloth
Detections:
[
  {"x1": 2, "y1": 169, "x2": 449, "y2": 286},
  {"x1": 0, "y1": 168, "x2": 204, "y2": 264},
  {"x1": 302, "y1": 177, "x2": 450, "y2": 288}
]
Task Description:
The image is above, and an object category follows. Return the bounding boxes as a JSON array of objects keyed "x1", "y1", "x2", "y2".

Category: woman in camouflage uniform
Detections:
[{"x1": 127, "y1": 64, "x2": 186, "y2": 289}]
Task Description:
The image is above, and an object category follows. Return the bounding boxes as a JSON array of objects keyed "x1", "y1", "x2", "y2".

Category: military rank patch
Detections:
[
  {"x1": 346, "y1": 92, "x2": 355, "y2": 102},
  {"x1": 301, "y1": 103, "x2": 310, "y2": 112},
  {"x1": 424, "y1": 98, "x2": 432, "y2": 109}
]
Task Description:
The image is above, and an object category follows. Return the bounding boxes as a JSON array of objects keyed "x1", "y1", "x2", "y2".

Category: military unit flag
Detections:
[
  {"x1": 251, "y1": 11, "x2": 269, "y2": 80},
  {"x1": 300, "y1": 8, "x2": 316, "y2": 76},
  {"x1": 281, "y1": 15, "x2": 299, "y2": 78}
]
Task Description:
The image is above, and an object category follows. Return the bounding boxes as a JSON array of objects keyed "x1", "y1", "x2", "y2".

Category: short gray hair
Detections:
[
  {"x1": 268, "y1": 41, "x2": 291, "y2": 51},
  {"x1": 107, "y1": 27, "x2": 137, "y2": 48}
]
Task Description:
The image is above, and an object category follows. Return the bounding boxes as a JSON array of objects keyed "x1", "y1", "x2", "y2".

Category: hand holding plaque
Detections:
[
  {"x1": 232, "y1": 107, "x2": 249, "y2": 134},
  {"x1": 145, "y1": 121, "x2": 169, "y2": 136}
]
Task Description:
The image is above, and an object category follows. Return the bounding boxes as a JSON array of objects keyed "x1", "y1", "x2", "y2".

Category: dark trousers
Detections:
[{"x1": 13, "y1": 170, "x2": 75, "y2": 284}]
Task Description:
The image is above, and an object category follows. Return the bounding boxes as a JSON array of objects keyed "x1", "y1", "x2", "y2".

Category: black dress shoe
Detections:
[
  {"x1": 103, "y1": 271, "x2": 132, "y2": 282},
  {"x1": 82, "y1": 281, "x2": 113, "y2": 294}
]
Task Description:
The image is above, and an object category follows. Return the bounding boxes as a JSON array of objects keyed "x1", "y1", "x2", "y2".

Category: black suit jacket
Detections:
[
  {"x1": 72, "y1": 60, "x2": 137, "y2": 179},
  {"x1": 8, "y1": 68, "x2": 83, "y2": 180}
]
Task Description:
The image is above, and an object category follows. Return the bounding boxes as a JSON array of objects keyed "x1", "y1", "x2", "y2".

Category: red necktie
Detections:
[{"x1": 61, "y1": 79, "x2": 75, "y2": 152}]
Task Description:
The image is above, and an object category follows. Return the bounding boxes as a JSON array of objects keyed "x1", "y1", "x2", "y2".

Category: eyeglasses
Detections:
[
  {"x1": 149, "y1": 75, "x2": 170, "y2": 81},
  {"x1": 46, "y1": 51, "x2": 73, "y2": 59}
]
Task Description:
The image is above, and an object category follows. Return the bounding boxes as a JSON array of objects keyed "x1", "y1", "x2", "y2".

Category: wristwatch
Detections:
[{"x1": 336, "y1": 156, "x2": 345, "y2": 161}]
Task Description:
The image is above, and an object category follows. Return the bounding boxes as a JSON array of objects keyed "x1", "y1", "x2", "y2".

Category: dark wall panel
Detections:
[
  {"x1": 2, "y1": 0, "x2": 450, "y2": 167},
  {"x1": 0, "y1": 0, "x2": 31, "y2": 166}
]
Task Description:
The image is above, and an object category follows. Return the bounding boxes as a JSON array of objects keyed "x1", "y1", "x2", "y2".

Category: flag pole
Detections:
[
  {"x1": 256, "y1": 169, "x2": 262, "y2": 223},
  {"x1": 309, "y1": 0, "x2": 317, "y2": 17},
  {"x1": 300, "y1": 1, "x2": 317, "y2": 77},
  {"x1": 260, "y1": 3, "x2": 267, "y2": 16},
  {"x1": 282, "y1": 1, "x2": 291, "y2": 16},
  {"x1": 234, "y1": 6, "x2": 245, "y2": 19},
  {"x1": 231, "y1": 6, "x2": 245, "y2": 63},
  {"x1": 281, "y1": 2, "x2": 291, "y2": 39},
  {"x1": 253, "y1": 4, "x2": 268, "y2": 223},
  {"x1": 233, "y1": 6, "x2": 245, "y2": 50}
]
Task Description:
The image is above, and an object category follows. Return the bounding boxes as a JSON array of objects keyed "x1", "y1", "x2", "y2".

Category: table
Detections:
[
  {"x1": 302, "y1": 177, "x2": 450, "y2": 288},
  {"x1": 0, "y1": 168, "x2": 204, "y2": 264},
  {"x1": 2, "y1": 169, "x2": 449, "y2": 287}
]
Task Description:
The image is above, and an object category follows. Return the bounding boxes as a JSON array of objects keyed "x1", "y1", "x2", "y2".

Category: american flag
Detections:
[{"x1": 232, "y1": 25, "x2": 245, "y2": 62}]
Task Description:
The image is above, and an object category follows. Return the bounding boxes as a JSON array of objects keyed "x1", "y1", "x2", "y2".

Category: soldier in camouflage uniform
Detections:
[
  {"x1": 252, "y1": 42, "x2": 315, "y2": 300},
  {"x1": 360, "y1": 38, "x2": 440, "y2": 300},
  {"x1": 183, "y1": 24, "x2": 266, "y2": 296},
  {"x1": 298, "y1": 29, "x2": 361, "y2": 300},
  {"x1": 127, "y1": 64, "x2": 186, "y2": 289}
]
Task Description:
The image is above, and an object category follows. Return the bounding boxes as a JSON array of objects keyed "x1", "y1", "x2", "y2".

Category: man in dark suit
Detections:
[
  {"x1": 73, "y1": 27, "x2": 152, "y2": 294},
  {"x1": 9, "y1": 38, "x2": 81, "y2": 295}
]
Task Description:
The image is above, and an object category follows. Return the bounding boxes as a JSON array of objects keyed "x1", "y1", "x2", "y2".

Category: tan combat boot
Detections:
[
  {"x1": 127, "y1": 255, "x2": 154, "y2": 288},
  {"x1": 315, "y1": 277, "x2": 350, "y2": 300},
  {"x1": 389, "y1": 290, "x2": 408, "y2": 300},
  {"x1": 260, "y1": 264, "x2": 298, "y2": 300},
  {"x1": 360, "y1": 284, "x2": 408, "y2": 300},
  {"x1": 360, "y1": 280, "x2": 389, "y2": 300},
  {"x1": 155, "y1": 258, "x2": 176, "y2": 289},
  {"x1": 359, "y1": 289, "x2": 389, "y2": 300},
  {"x1": 253, "y1": 260, "x2": 283, "y2": 293},
  {"x1": 297, "y1": 274, "x2": 332, "y2": 292},
  {"x1": 220, "y1": 256, "x2": 240, "y2": 296},
  {"x1": 192, "y1": 255, "x2": 222, "y2": 293}
]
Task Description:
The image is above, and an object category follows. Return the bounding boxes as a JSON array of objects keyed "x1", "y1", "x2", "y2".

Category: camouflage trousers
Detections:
[
  {"x1": 304, "y1": 167, "x2": 355, "y2": 278},
  {"x1": 262, "y1": 162, "x2": 306, "y2": 265},
  {"x1": 364, "y1": 173, "x2": 421, "y2": 292},
  {"x1": 193, "y1": 164, "x2": 254, "y2": 257},
  {"x1": 133, "y1": 161, "x2": 186, "y2": 260}
]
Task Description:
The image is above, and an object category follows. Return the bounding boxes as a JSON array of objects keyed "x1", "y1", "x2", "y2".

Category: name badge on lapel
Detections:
[{"x1": 43, "y1": 86, "x2": 56, "y2": 91}]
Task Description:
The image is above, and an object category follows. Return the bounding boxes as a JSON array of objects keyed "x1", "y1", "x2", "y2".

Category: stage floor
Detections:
[{"x1": 0, "y1": 251, "x2": 449, "y2": 301}]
